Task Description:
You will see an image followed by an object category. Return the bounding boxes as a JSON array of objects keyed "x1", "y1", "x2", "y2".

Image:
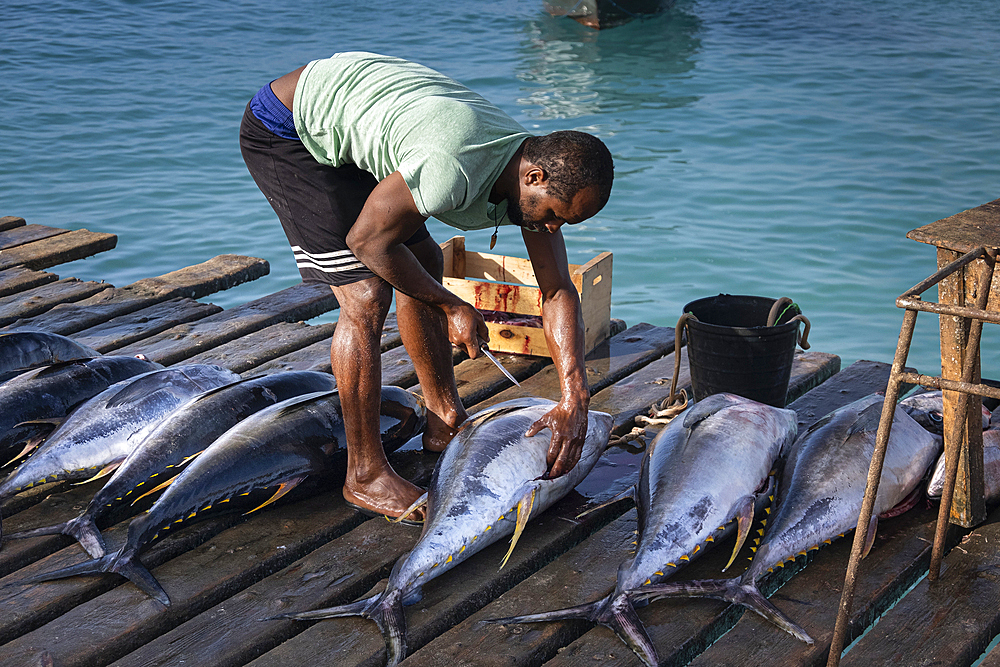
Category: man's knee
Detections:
[{"x1": 331, "y1": 279, "x2": 393, "y2": 329}]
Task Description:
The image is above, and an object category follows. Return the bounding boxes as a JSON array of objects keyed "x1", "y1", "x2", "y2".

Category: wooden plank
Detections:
[
  {"x1": 0, "y1": 216, "x2": 27, "y2": 232},
  {"x1": 182, "y1": 321, "x2": 337, "y2": 373},
  {"x1": 106, "y1": 498, "x2": 420, "y2": 667},
  {"x1": 241, "y1": 314, "x2": 402, "y2": 376},
  {"x1": 906, "y1": 198, "x2": 1000, "y2": 254},
  {"x1": 71, "y1": 297, "x2": 223, "y2": 353},
  {"x1": 838, "y1": 504, "x2": 1000, "y2": 667},
  {"x1": 0, "y1": 265, "x2": 59, "y2": 298},
  {"x1": 0, "y1": 224, "x2": 69, "y2": 251},
  {"x1": 0, "y1": 278, "x2": 111, "y2": 327},
  {"x1": 0, "y1": 228, "x2": 117, "y2": 271},
  {"x1": 1, "y1": 254, "x2": 270, "y2": 336},
  {"x1": 399, "y1": 360, "x2": 890, "y2": 667},
  {"x1": 937, "y1": 246, "x2": 986, "y2": 527},
  {"x1": 111, "y1": 282, "x2": 339, "y2": 366}
]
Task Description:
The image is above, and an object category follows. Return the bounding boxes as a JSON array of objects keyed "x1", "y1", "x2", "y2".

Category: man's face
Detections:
[{"x1": 509, "y1": 184, "x2": 602, "y2": 235}]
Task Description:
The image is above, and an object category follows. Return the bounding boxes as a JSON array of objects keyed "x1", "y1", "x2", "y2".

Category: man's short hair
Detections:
[{"x1": 522, "y1": 131, "x2": 614, "y2": 207}]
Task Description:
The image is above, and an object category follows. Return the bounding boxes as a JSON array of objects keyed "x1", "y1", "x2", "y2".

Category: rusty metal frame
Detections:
[{"x1": 827, "y1": 246, "x2": 998, "y2": 666}]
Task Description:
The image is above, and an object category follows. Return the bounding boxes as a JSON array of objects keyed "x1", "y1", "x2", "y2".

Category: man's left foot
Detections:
[{"x1": 422, "y1": 411, "x2": 465, "y2": 452}]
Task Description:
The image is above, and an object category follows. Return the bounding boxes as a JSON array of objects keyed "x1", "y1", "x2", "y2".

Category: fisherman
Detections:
[{"x1": 239, "y1": 52, "x2": 614, "y2": 524}]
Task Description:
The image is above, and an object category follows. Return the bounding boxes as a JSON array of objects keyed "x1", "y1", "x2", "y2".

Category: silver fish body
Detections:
[
  {"x1": 639, "y1": 393, "x2": 941, "y2": 644},
  {"x1": 6, "y1": 371, "x2": 344, "y2": 557},
  {"x1": 0, "y1": 364, "x2": 239, "y2": 508},
  {"x1": 927, "y1": 427, "x2": 1000, "y2": 501},
  {"x1": 27, "y1": 388, "x2": 425, "y2": 605},
  {"x1": 0, "y1": 355, "x2": 163, "y2": 459},
  {"x1": 275, "y1": 397, "x2": 614, "y2": 667},
  {"x1": 491, "y1": 392, "x2": 798, "y2": 667},
  {"x1": 0, "y1": 331, "x2": 100, "y2": 383}
]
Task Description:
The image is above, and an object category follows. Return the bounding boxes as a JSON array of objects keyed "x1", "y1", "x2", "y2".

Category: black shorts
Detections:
[{"x1": 239, "y1": 102, "x2": 430, "y2": 286}]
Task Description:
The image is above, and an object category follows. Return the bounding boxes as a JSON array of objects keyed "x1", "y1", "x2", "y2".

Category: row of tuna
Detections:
[
  {"x1": 3, "y1": 331, "x2": 993, "y2": 667},
  {"x1": 271, "y1": 385, "x2": 974, "y2": 666},
  {"x1": 0, "y1": 331, "x2": 427, "y2": 605}
]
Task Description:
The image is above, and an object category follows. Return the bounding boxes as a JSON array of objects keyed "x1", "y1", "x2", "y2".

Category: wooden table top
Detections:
[{"x1": 907, "y1": 197, "x2": 1000, "y2": 253}]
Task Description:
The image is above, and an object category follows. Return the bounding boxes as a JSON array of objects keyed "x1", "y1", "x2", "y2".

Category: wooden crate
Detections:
[{"x1": 440, "y1": 236, "x2": 612, "y2": 357}]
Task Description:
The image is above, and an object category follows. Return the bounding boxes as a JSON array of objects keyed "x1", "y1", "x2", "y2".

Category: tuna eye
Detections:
[{"x1": 930, "y1": 412, "x2": 943, "y2": 425}]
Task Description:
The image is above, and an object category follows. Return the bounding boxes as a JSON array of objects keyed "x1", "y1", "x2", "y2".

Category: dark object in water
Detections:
[{"x1": 543, "y1": 0, "x2": 672, "y2": 29}]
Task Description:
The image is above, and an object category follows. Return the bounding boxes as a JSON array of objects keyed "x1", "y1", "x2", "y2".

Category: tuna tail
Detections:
[
  {"x1": 4, "y1": 514, "x2": 107, "y2": 558},
  {"x1": 24, "y1": 546, "x2": 170, "y2": 606},
  {"x1": 485, "y1": 592, "x2": 659, "y2": 667},
  {"x1": 632, "y1": 577, "x2": 814, "y2": 645},
  {"x1": 271, "y1": 588, "x2": 408, "y2": 666}
]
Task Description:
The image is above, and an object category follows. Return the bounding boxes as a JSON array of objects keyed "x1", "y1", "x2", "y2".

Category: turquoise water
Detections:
[{"x1": 4, "y1": 0, "x2": 999, "y2": 377}]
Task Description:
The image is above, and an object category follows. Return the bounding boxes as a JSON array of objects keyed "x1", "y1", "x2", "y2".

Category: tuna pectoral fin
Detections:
[
  {"x1": 132, "y1": 476, "x2": 179, "y2": 505},
  {"x1": 862, "y1": 514, "x2": 879, "y2": 559},
  {"x1": 634, "y1": 578, "x2": 814, "y2": 645},
  {"x1": 576, "y1": 485, "x2": 636, "y2": 520},
  {"x1": 25, "y1": 549, "x2": 170, "y2": 606},
  {"x1": 500, "y1": 486, "x2": 536, "y2": 570},
  {"x1": 393, "y1": 492, "x2": 428, "y2": 524},
  {"x1": 724, "y1": 494, "x2": 757, "y2": 573},
  {"x1": 272, "y1": 589, "x2": 408, "y2": 667},
  {"x1": 5, "y1": 515, "x2": 107, "y2": 558},
  {"x1": 245, "y1": 477, "x2": 306, "y2": 515},
  {"x1": 71, "y1": 461, "x2": 123, "y2": 486}
]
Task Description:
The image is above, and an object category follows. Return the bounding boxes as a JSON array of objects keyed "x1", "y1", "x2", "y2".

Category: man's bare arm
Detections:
[
  {"x1": 521, "y1": 226, "x2": 590, "y2": 478},
  {"x1": 347, "y1": 171, "x2": 487, "y2": 357}
]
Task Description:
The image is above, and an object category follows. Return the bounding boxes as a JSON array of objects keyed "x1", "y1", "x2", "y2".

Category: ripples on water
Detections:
[{"x1": 4, "y1": 0, "x2": 999, "y2": 376}]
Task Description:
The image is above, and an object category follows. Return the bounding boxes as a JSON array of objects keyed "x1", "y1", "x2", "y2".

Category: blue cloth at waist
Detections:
[{"x1": 249, "y1": 82, "x2": 300, "y2": 141}]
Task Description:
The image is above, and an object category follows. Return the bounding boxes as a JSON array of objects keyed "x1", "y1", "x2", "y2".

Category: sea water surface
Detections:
[{"x1": 4, "y1": 0, "x2": 999, "y2": 377}]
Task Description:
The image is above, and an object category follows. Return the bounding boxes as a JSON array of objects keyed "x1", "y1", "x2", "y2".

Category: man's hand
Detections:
[
  {"x1": 444, "y1": 301, "x2": 490, "y2": 358},
  {"x1": 526, "y1": 398, "x2": 589, "y2": 478}
]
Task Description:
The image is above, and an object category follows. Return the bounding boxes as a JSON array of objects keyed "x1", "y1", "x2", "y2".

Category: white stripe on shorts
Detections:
[{"x1": 291, "y1": 246, "x2": 367, "y2": 273}]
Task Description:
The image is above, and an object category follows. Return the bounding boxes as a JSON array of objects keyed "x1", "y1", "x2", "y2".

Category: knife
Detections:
[{"x1": 480, "y1": 343, "x2": 521, "y2": 387}]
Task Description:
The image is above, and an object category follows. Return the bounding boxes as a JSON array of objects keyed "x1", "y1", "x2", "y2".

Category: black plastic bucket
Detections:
[{"x1": 682, "y1": 294, "x2": 807, "y2": 408}]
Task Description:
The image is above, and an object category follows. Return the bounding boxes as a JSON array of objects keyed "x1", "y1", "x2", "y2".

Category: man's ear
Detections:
[{"x1": 523, "y1": 164, "x2": 547, "y2": 187}]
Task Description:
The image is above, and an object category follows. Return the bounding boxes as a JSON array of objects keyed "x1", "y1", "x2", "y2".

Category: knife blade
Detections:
[{"x1": 480, "y1": 343, "x2": 521, "y2": 387}]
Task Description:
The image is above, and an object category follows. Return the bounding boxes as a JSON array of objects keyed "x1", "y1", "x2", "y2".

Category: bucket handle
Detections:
[
  {"x1": 667, "y1": 312, "x2": 698, "y2": 407},
  {"x1": 767, "y1": 297, "x2": 811, "y2": 350}
]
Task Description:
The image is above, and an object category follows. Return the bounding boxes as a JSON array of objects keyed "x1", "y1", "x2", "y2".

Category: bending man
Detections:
[{"x1": 240, "y1": 52, "x2": 614, "y2": 523}]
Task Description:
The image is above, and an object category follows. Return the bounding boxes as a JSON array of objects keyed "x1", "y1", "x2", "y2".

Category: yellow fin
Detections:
[
  {"x1": 392, "y1": 491, "x2": 428, "y2": 524},
  {"x1": 244, "y1": 477, "x2": 305, "y2": 515},
  {"x1": 500, "y1": 486, "x2": 536, "y2": 570},
  {"x1": 723, "y1": 495, "x2": 755, "y2": 572},
  {"x1": 131, "y1": 475, "x2": 177, "y2": 505},
  {"x1": 71, "y1": 461, "x2": 122, "y2": 486}
]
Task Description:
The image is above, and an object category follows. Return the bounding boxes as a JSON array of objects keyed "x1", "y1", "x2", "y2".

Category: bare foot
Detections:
[
  {"x1": 343, "y1": 468, "x2": 426, "y2": 523},
  {"x1": 422, "y1": 410, "x2": 466, "y2": 453}
]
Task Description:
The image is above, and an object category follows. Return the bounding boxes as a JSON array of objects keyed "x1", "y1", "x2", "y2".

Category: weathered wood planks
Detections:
[
  {"x1": 1, "y1": 254, "x2": 269, "y2": 336},
  {"x1": 0, "y1": 278, "x2": 111, "y2": 327},
  {"x1": 0, "y1": 266, "x2": 60, "y2": 298},
  {"x1": 112, "y1": 282, "x2": 339, "y2": 365},
  {"x1": 0, "y1": 228, "x2": 117, "y2": 271}
]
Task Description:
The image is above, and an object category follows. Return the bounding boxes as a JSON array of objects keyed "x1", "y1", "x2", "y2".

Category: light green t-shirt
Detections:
[{"x1": 293, "y1": 52, "x2": 531, "y2": 231}]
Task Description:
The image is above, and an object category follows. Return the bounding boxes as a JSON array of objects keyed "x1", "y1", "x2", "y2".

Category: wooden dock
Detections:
[{"x1": 2, "y1": 215, "x2": 1000, "y2": 667}]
